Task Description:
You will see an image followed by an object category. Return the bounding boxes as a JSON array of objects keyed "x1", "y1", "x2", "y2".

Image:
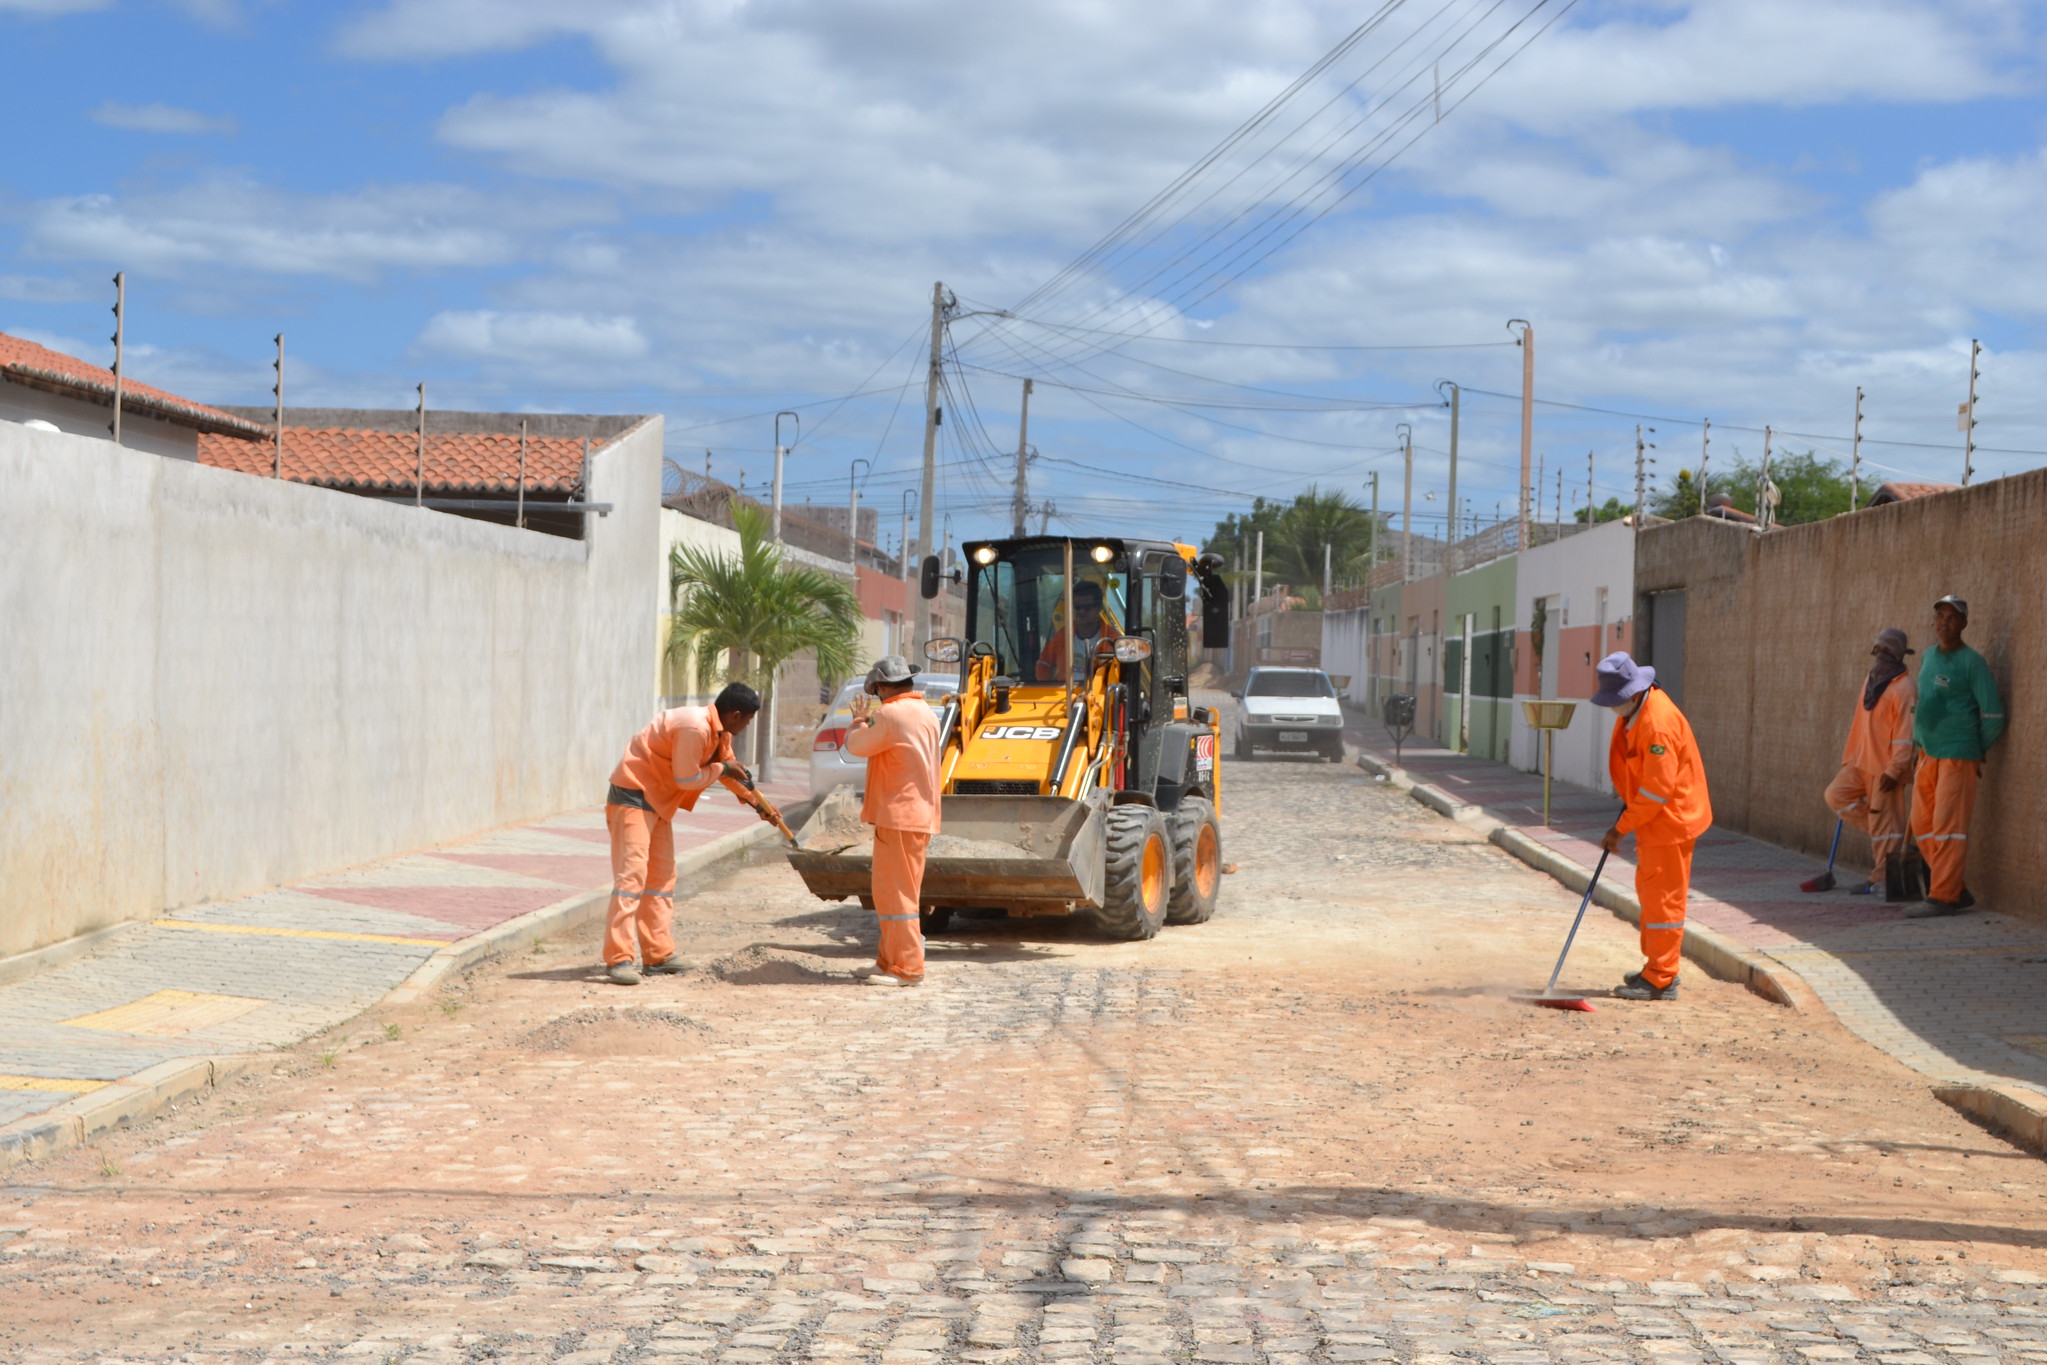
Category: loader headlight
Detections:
[
  {"x1": 1090, "y1": 544, "x2": 1115, "y2": 563},
  {"x1": 1112, "y1": 638, "x2": 1153, "y2": 663},
  {"x1": 972, "y1": 545, "x2": 999, "y2": 566},
  {"x1": 924, "y1": 638, "x2": 963, "y2": 663}
]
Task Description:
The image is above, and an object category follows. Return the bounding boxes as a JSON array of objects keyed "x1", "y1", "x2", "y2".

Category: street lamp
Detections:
[{"x1": 772, "y1": 411, "x2": 798, "y2": 542}]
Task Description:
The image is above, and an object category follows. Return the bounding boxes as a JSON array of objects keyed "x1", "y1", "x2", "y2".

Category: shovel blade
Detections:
[{"x1": 1512, "y1": 993, "x2": 1596, "y2": 1012}]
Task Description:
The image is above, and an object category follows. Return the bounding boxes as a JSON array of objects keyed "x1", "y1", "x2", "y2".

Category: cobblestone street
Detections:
[{"x1": 5, "y1": 752, "x2": 2046, "y2": 1365}]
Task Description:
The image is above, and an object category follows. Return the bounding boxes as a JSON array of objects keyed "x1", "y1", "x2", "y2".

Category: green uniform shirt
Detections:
[{"x1": 1914, "y1": 644, "x2": 2005, "y2": 760}]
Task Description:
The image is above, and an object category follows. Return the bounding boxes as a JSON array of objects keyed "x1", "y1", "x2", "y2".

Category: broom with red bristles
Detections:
[
  {"x1": 1799, "y1": 819, "x2": 1842, "y2": 893},
  {"x1": 1514, "y1": 849, "x2": 1610, "y2": 1012}
]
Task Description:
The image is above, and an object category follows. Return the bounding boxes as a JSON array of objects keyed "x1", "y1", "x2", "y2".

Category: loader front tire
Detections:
[
  {"x1": 1165, "y1": 798, "x2": 1222, "y2": 925},
  {"x1": 1093, "y1": 805, "x2": 1171, "y2": 940}
]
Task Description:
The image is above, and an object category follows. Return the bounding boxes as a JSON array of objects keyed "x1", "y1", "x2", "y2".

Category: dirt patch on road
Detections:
[
  {"x1": 516, "y1": 1006, "x2": 710, "y2": 1057},
  {"x1": 698, "y1": 943, "x2": 850, "y2": 985}
]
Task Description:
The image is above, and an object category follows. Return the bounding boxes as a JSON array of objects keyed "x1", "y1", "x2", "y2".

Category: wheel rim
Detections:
[
  {"x1": 1194, "y1": 823, "x2": 1220, "y2": 899},
  {"x1": 1141, "y1": 833, "x2": 1167, "y2": 911}
]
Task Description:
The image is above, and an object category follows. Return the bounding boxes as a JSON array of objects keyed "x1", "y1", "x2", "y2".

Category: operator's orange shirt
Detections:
[
  {"x1": 1842, "y1": 674, "x2": 1917, "y2": 781},
  {"x1": 1607, "y1": 687, "x2": 1712, "y2": 846},
  {"x1": 609, "y1": 706, "x2": 733, "y2": 820},
  {"x1": 1035, "y1": 621, "x2": 1121, "y2": 682},
  {"x1": 844, "y1": 692, "x2": 942, "y2": 834}
]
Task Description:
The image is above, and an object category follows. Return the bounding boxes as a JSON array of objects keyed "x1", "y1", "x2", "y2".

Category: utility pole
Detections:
[
  {"x1": 1399, "y1": 422, "x2": 1414, "y2": 582},
  {"x1": 1322, "y1": 541, "x2": 1332, "y2": 599},
  {"x1": 1038, "y1": 501, "x2": 1054, "y2": 535},
  {"x1": 1962, "y1": 339, "x2": 1980, "y2": 487},
  {"x1": 1438, "y1": 380, "x2": 1460, "y2": 549},
  {"x1": 1253, "y1": 530, "x2": 1264, "y2": 613},
  {"x1": 848, "y1": 459, "x2": 870, "y2": 567},
  {"x1": 109, "y1": 272, "x2": 125, "y2": 445},
  {"x1": 1760, "y1": 425, "x2": 1773, "y2": 529},
  {"x1": 1011, "y1": 377, "x2": 1032, "y2": 537},
  {"x1": 414, "y1": 383, "x2": 426, "y2": 507},
  {"x1": 771, "y1": 410, "x2": 797, "y2": 542},
  {"x1": 914, "y1": 281, "x2": 949, "y2": 651},
  {"x1": 1698, "y1": 418, "x2": 1710, "y2": 512},
  {"x1": 1368, "y1": 471, "x2": 1380, "y2": 568},
  {"x1": 1508, "y1": 319, "x2": 1533, "y2": 548},
  {"x1": 271, "y1": 333, "x2": 284, "y2": 479},
  {"x1": 1850, "y1": 388, "x2": 1863, "y2": 512}
]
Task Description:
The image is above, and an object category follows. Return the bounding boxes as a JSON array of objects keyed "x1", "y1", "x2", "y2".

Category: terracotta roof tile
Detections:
[
  {"x1": 197, "y1": 427, "x2": 590, "y2": 494},
  {"x1": 0, "y1": 332, "x2": 270, "y2": 438},
  {"x1": 1869, "y1": 480, "x2": 1959, "y2": 504}
]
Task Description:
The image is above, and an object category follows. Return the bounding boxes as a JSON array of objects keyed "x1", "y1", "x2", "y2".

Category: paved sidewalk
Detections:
[
  {"x1": 1348, "y1": 728, "x2": 2047, "y2": 1107},
  {"x1": 0, "y1": 776, "x2": 807, "y2": 1135}
]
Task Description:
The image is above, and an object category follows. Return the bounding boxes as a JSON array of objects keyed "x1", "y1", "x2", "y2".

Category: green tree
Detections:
[
  {"x1": 1575, "y1": 496, "x2": 1631, "y2": 525},
  {"x1": 1685, "y1": 449, "x2": 1853, "y2": 525},
  {"x1": 1205, "y1": 485, "x2": 1384, "y2": 593},
  {"x1": 1649, "y1": 469, "x2": 1701, "y2": 520},
  {"x1": 667, "y1": 502, "x2": 863, "y2": 778}
]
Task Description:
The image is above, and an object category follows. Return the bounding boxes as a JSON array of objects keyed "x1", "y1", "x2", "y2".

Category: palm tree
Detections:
[{"x1": 667, "y1": 503, "x2": 863, "y2": 780}]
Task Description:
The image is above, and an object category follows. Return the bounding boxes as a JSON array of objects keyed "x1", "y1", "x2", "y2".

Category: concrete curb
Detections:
[
  {"x1": 0, "y1": 810, "x2": 800, "y2": 1172},
  {"x1": 1934, "y1": 1082, "x2": 2047, "y2": 1157},
  {"x1": 1359, "y1": 751, "x2": 1818, "y2": 1011},
  {"x1": 0, "y1": 921, "x2": 139, "y2": 990}
]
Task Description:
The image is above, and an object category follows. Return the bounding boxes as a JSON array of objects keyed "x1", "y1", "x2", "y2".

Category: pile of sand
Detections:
[
  {"x1": 518, "y1": 1007, "x2": 709, "y2": 1058},
  {"x1": 699, "y1": 945, "x2": 846, "y2": 986}
]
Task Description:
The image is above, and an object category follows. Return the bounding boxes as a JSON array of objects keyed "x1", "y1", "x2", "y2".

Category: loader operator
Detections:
[
  {"x1": 1908, "y1": 595, "x2": 2004, "y2": 918},
  {"x1": 601, "y1": 682, "x2": 759, "y2": 986},
  {"x1": 846, "y1": 655, "x2": 942, "y2": 987},
  {"x1": 1034, "y1": 579, "x2": 1120, "y2": 683},
  {"x1": 1822, "y1": 627, "x2": 1917, "y2": 896},
  {"x1": 1591, "y1": 652, "x2": 1712, "y2": 1002}
]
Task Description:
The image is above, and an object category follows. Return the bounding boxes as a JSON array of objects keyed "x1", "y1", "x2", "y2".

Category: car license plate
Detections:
[{"x1": 1279, "y1": 730, "x2": 1308, "y2": 743}]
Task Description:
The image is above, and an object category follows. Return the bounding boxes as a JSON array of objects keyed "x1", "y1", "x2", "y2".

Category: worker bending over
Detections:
[
  {"x1": 1908, "y1": 595, "x2": 2004, "y2": 918},
  {"x1": 602, "y1": 682, "x2": 760, "y2": 986},
  {"x1": 845, "y1": 655, "x2": 941, "y2": 986},
  {"x1": 1823, "y1": 628, "x2": 1917, "y2": 896},
  {"x1": 1591, "y1": 652, "x2": 1713, "y2": 1002}
]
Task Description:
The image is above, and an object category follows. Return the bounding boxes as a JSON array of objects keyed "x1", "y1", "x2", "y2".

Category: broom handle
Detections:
[
  {"x1": 1825, "y1": 818, "x2": 1841, "y2": 871},
  {"x1": 1543, "y1": 849, "x2": 1611, "y2": 996}
]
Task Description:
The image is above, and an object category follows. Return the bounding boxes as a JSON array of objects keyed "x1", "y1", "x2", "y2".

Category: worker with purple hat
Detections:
[
  {"x1": 1590, "y1": 651, "x2": 1713, "y2": 1001},
  {"x1": 1908, "y1": 595, "x2": 2004, "y2": 917}
]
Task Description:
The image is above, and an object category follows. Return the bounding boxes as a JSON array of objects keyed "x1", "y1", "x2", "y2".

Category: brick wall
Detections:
[{"x1": 1636, "y1": 472, "x2": 2042, "y2": 918}]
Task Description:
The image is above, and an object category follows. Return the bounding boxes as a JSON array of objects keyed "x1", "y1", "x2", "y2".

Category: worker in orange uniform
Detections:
[
  {"x1": 1907, "y1": 595, "x2": 2005, "y2": 917},
  {"x1": 602, "y1": 682, "x2": 760, "y2": 986},
  {"x1": 845, "y1": 655, "x2": 942, "y2": 986},
  {"x1": 1035, "y1": 579, "x2": 1120, "y2": 682},
  {"x1": 1591, "y1": 652, "x2": 1713, "y2": 1002},
  {"x1": 1822, "y1": 628, "x2": 1917, "y2": 896}
]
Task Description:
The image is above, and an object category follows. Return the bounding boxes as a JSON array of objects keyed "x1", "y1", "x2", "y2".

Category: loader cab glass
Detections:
[{"x1": 964, "y1": 541, "x2": 1130, "y2": 684}]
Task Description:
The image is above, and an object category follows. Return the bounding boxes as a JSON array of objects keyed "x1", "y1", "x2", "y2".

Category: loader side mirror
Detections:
[
  {"x1": 919, "y1": 554, "x2": 941, "y2": 599},
  {"x1": 1158, "y1": 555, "x2": 1188, "y2": 601},
  {"x1": 1199, "y1": 574, "x2": 1230, "y2": 649}
]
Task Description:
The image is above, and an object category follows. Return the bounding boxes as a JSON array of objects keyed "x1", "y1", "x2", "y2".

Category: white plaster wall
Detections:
[
  {"x1": 1509, "y1": 519, "x2": 1635, "y2": 792},
  {"x1": 0, "y1": 415, "x2": 661, "y2": 957},
  {"x1": 0, "y1": 382, "x2": 200, "y2": 461}
]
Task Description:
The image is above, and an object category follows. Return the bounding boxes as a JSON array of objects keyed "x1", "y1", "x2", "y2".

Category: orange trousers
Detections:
[
  {"x1": 604, "y1": 804, "x2": 676, "y2": 967},
  {"x1": 1911, "y1": 757, "x2": 1979, "y2": 903},
  {"x1": 1635, "y1": 839, "x2": 1694, "y2": 990},
  {"x1": 871, "y1": 827, "x2": 929, "y2": 982},
  {"x1": 1824, "y1": 764, "x2": 1910, "y2": 885}
]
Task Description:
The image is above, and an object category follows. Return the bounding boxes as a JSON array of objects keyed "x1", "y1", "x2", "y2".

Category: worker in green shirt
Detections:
[{"x1": 1907, "y1": 594, "x2": 2005, "y2": 917}]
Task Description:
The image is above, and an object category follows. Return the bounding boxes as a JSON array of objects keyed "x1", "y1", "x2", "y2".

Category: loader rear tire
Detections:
[
  {"x1": 1165, "y1": 798, "x2": 1222, "y2": 925},
  {"x1": 919, "y1": 908, "x2": 954, "y2": 934},
  {"x1": 1093, "y1": 805, "x2": 1170, "y2": 941}
]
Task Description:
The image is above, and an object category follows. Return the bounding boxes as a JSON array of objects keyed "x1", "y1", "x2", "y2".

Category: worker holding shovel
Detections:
[
  {"x1": 1820, "y1": 628, "x2": 1918, "y2": 896},
  {"x1": 601, "y1": 682, "x2": 760, "y2": 986},
  {"x1": 846, "y1": 655, "x2": 942, "y2": 987},
  {"x1": 1591, "y1": 653, "x2": 1713, "y2": 1002}
]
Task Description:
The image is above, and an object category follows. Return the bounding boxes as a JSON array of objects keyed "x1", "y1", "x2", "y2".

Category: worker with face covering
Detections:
[
  {"x1": 1591, "y1": 652, "x2": 1713, "y2": 1001},
  {"x1": 1908, "y1": 595, "x2": 2005, "y2": 917},
  {"x1": 845, "y1": 655, "x2": 942, "y2": 986},
  {"x1": 602, "y1": 681, "x2": 760, "y2": 986},
  {"x1": 1823, "y1": 628, "x2": 1918, "y2": 895}
]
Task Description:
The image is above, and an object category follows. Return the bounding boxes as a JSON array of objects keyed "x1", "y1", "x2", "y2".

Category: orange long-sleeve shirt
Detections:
[
  {"x1": 844, "y1": 692, "x2": 942, "y2": 834},
  {"x1": 1607, "y1": 687, "x2": 1712, "y2": 846},
  {"x1": 609, "y1": 706, "x2": 734, "y2": 820},
  {"x1": 1842, "y1": 674, "x2": 1916, "y2": 782}
]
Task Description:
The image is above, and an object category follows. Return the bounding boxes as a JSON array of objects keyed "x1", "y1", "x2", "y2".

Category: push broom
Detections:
[
  {"x1": 1515, "y1": 849, "x2": 1609, "y2": 1012},
  {"x1": 1799, "y1": 819, "x2": 1842, "y2": 893}
]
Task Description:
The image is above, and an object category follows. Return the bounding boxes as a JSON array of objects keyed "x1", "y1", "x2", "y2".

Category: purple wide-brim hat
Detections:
[{"x1": 1590, "y1": 651, "x2": 1655, "y2": 707}]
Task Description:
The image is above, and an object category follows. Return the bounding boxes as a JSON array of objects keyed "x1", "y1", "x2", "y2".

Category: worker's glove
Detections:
[{"x1": 721, "y1": 761, "x2": 753, "y2": 786}]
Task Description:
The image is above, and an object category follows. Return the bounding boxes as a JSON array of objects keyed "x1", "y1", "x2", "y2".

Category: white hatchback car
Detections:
[
  {"x1": 1232, "y1": 666, "x2": 1346, "y2": 761},
  {"x1": 809, "y1": 673, "x2": 962, "y2": 798}
]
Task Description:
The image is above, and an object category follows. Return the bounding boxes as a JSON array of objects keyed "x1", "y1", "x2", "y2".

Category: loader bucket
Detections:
[{"x1": 788, "y1": 786, "x2": 1108, "y2": 914}]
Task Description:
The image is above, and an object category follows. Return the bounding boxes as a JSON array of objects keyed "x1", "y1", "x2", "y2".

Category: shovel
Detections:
[
  {"x1": 1799, "y1": 819, "x2": 1841, "y2": 893},
  {"x1": 1514, "y1": 849, "x2": 1609, "y2": 1012}
]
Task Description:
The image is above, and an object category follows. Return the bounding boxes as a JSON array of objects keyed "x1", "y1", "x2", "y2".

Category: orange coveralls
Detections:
[
  {"x1": 1607, "y1": 688, "x2": 1713, "y2": 990},
  {"x1": 603, "y1": 707, "x2": 734, "y2": 968},
  {"x1": 844, "y1": 692, "x2": 942, "y2": 982},
  {"x1": 1034, "y1": 621, "x2": 1120, "y2": 682},
  {"x1": 1823, "y1": 674, "x2": 1916, "y2": 887}
]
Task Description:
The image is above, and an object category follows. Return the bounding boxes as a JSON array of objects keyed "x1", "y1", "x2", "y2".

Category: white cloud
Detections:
[
  {"x1": 415, "y1": 309, "x2": 650, "y2": 367},
  {"x1": 90, "y1": 101, "x2": 238, "y2": 136}
]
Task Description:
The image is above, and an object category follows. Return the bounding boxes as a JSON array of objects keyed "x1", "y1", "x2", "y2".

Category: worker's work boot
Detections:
[
  {"x1": 1613, "y1": 972, "x2": 1679, "y2": 1001},
  {"x1": 607, "y1": 962, "x2": 642, "y2": 986},
  {"x1": 863, "y1": 971, "x2": 920, "y2": 987},
  {"x1": 642, "y1": 958, "x2": 688, "y2": 976},
  {"x1": 1905, "y1": 898, "x2": 1963, "y2": 919}
]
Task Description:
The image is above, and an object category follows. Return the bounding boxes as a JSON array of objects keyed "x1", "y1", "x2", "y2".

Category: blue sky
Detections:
[{"x1": 4, "y1": 0, "x2": 2047, "y2": 551}]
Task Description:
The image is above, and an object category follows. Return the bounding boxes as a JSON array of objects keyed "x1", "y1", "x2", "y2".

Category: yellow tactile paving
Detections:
[
  {"x1": 150, "y1": 918, "x2": 448, "y2": 948},
  {"x1": 0, "y1": 1075, "x2": 107, "y2": 1094},
  {"x1": 63, "y1": 989, "x2": 270, "y2": 1037}
]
